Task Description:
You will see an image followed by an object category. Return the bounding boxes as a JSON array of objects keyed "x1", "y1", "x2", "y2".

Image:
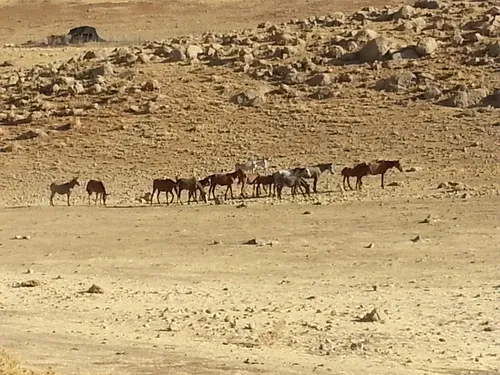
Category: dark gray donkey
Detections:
[
  {"x1": 299, "y1": 163, "x2": 335, "y2": 193},
  {"x1": 275, "y1": 175, "x2": 311, "y2": 200}
]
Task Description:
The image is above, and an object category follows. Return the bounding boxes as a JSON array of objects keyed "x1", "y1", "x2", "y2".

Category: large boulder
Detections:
[
  {"x1": 359, "y1": 36, "x2": 395, "y2": 62},
  {"x1": 414, "y1": 0, "x2": 444, "y2": 9},
  {"x1": 393, "y1": 5, "x2": 416, "y2": 20},
  {"x1": 354, "y1": 29, "x2": 379, "y2": 43},
  {"x1": 441, "y1": 88, "x2": 489, "y2": 108},
  {"x1": 416, "y1": 37, "x2": 439, "y2": 56},
  {"x1": 231, "y1": 87, "x2": 271, "y2": 107},
  {"x1": 87, "y1": 63, "x2": 114, "y2": 78},
  {"x1": 488, "y1": 41, "x2": 500, "y2": 57},
  {"x1": 306, "y1": 73, "x2": 333, "y2": 86},
  {"x1": 186, "y1": 45, "x2": 204, "y2": 60},
  {"x1": 375, "y1": 72, "x2": 416, "y2": 92}
]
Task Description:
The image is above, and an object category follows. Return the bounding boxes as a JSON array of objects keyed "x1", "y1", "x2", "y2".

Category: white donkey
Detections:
[{"x1": 235, "y1": 157, "x2": 270, "y2": 173}]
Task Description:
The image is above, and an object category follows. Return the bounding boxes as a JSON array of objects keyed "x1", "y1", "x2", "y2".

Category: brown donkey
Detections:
[
  {"x1": 86, "y1": 180, "x2": 109, "y2": 206},
  {"x1": 343, "y1": 160, "x2": 402, "y2": 190},
  {"x1": 253, "y1": 174, "x2": 274, "y2": 197},
  {"x1": 208, "y1": 169, "x2": 246, "y2": 201},
  {"x1": 49, "y1": 177, "x2": 80, "y2": 206},
  {"x1": 341, "y1": 164, "x2": 369, "y2": 191},
  {"x1": 151, "y1": 178, "x2": 177, "y2": 205}
]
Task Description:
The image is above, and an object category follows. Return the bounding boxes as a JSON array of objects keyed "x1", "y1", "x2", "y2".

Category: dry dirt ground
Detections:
[{"x1": 1, "y1": 0, "x2": 500, "y2": 374}]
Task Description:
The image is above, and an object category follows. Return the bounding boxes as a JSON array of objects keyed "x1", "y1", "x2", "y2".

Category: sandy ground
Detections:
[
  {"x1": 0, "y1": 197, "x2": 499, "y2": 375},
  {"x1": 1, "y1": 0, "x2": 500, "y2": 373}
]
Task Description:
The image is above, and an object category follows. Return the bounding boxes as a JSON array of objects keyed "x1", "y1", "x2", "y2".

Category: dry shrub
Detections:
[
  {"x1": 257, "y1": 319, "x2": 286, "y2": 347},
  {"x1": 0, "y1": 349, "x2": 55, "y2": 375}
]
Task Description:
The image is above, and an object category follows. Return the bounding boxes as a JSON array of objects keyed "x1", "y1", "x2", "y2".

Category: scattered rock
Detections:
[
  {"x1": 411, "y1": 235, "x2": 423, "y2": 243},
  {"x1": 441, "y1": 88, "x2": 489, "y2": 109},
  {"x1": 231, "y1": 87, "x2": 270, "y2": 107},
  {"x1": 85, "y1": 284, "x2": 104, "y2": 294},
  {"x1": 12, "y1": 280, "x2": 40, "y2": 288},
  {"x1": 420, "y1": 214, "x2": 438, "y2": 224},
  {"x1": 306, "y1": 73, "x2": 332, "y2": 86},
  {"x1": 87, "y1": 63, "x2": 114, "y2": 77},
  {"x1": 142, "y1": 79, "x2": 161, "y2": 91},
  {"x1": 488, "y1": 42, "x2": 500, "y2": 57},
  {"x1": 355, "y1": 308, "x2": 386, "y2": 323},
  {"x1": 186, "y1": 45, "x2": 204, "y2": 61},
  {"x1": 244, "y1": 238, "x2": 274, "y2": 246},
  {"x1": 365, "y1": 243, "x2": 375, "y2": 248},
  {"x1": 414, "y1": 0, "x2": 444, "y2": 9},
  {"x1": 375, "y1": 72, "x2": 416, "y2": 92},
  {"x1": 170, "y1": 48, "x2": 186, "y2": 62},
  {"x1": 387, "y1": 181, "x2": 402, "y2": 187},
  {"x1": 13, "y1": 234, "x2": 31, "y2": 240},
  {"x1": 423, "y1": 85, "x2": 442, "y2": 100},
  {"x1": 393, "y1": 5, "x2": 416, "y2": 20},
  {"x1": 168, "y1": 320, "x2": 181, "y2": 331},
  {"x1": 309, "y1": 87, "x2": 338, "y2": 100}
]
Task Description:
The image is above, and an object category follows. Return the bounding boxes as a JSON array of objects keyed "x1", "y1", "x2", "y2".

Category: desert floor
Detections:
[
  {"x1": 0, "y1": 198, "x2": 499, "y2": 375},
  {"x1": 0, "y1": 0, "x2": 500, "y2": 374}
]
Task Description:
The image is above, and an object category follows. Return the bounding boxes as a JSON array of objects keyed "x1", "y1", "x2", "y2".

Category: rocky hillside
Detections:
[{"x1": 0, "y1": 0, "x2": 498, "y2": 205}]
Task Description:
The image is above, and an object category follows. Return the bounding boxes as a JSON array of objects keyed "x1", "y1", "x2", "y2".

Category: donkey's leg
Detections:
[
  {"x1": 211, "y1": 184, "x2": 217, "y2": 201},
  {"x1": 50, "y1": 191, "x2": 56, "y2": 206},
  {"x1": 151, "y1": 188, "x2": 156, "y2": 205},
  {"x1": 381, "y1": 174, "x2": 385, "y2": 189},
  {"x1": 240, "y1": 180, "x2": 246, "y2": 198},
  {"x1": 224, "y1": 185, "x2": 231, "y2": 200},
  {"x1": 302, "y1": 182, "x2": 309, "y2": 197},
  {"x1": 67, "y1": 192, "x2": 71, "y2": 206},
  {"x1": 313, "y1": 177, "x2": 318, "y2": 193},
  {"x1": 157, "y1": 190, "x2": 161, "y2": 205}
]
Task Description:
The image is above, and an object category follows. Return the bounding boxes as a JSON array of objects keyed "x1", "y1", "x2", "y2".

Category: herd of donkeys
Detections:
[{"x1": 48, "y1": 157, "x2": 403, "y2": 206}]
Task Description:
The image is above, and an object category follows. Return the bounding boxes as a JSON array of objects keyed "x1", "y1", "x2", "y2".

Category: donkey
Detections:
[
  {"x1": 151, "y1": 178, "x2": 177, "y2": 205},
  {"x1": 208, "y1": 169, "x2": 246, "y2": 201},
  {"x1": 235, "y1": 157, "x2": 270, "y2": 174},
  {"x1": 274, "y1": 175, "x2": 311, "y2": 199},
  {"x1": 301, "y1": 163, "x2": 335, "y2": 193},
  {"x1": 49, "y1": 177, "x2": 80, "y2": 206},
  {"x1": 343, "y1": 160, "x2": 402, "y2": 190},
  {"x1": 366, "y1": 160, "x2": 403, "y2": 189},
  {"x1": 272, "y1": 167, "x2": 311, "y2": 196},
  {"x1": 253, "y1": 174, "x2": 275, "y2": 197},
  {"x1": 86, "y1": 180, "x2": 108, "y2": 206},
  {"x1": 176, "y1": 177, "x2": 207, "y2": 205}
]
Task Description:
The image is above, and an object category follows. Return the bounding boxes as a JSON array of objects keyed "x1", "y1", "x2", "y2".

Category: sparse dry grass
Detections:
[{"x1": 0, "y1": 349, "x2": 54, "y2": 375}]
